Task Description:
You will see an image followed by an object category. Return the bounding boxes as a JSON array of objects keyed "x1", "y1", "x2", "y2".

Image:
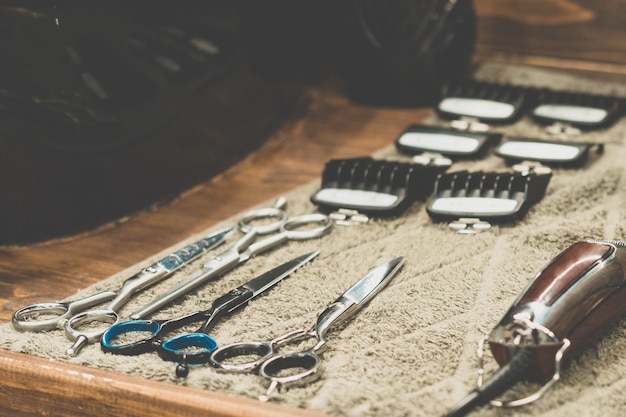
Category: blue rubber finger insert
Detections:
[
  {"x1": 160, "y1": 333, "x2": 218, "y2": 365},
  {"x1": 101, "y1": 320, "x2": 160, "y2": 351}
]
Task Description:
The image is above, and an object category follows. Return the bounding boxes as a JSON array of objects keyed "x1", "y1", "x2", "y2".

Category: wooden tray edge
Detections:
[{"x1": 0, "y1": 349, "x2": 332, "y2": 417}]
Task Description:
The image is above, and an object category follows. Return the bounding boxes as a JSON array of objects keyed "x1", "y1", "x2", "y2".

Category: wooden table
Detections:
[{"x1": 3, "y1": 2, "x2": 626, "y2": 416}]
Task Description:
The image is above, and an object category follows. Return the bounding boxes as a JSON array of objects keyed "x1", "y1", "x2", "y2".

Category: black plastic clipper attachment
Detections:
[
  {"x1": 311, "y1": 157, "x2": 448, "y2": 217},
  {"x1": 426, "y1": 169, "x2": 552, "y2": 226},
  {"x1": 395, "y1": 124, "x2": 502, "y2": 159},
  {"x1": 436, "y1": 81, "x2": 528, "y2": 125},
  {"x1": 495, "y1": 138, "x2": 604, "y2": 168},
  {"x1": 530, "y1": 89, "x2": 623, "y2": 130}
]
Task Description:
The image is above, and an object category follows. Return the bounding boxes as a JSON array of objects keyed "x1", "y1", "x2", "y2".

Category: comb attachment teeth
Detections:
[
  {"x1": 312, "y1": 157, "x2": 448, "y2": 217},
  {"x1": 426, "y1": 169, "x2": 552, "y2": 224}
]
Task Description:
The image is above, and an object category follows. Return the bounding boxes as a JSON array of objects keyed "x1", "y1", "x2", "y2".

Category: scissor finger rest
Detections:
[{"x1": 101, "y1": 319, "x2": 161, "y2": 355}]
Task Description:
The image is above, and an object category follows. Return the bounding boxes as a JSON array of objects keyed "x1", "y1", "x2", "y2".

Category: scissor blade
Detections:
[
  {"x1": 199, "y1": 251, "x2": 320, "y2": 328},
  {"x1": 243, "y1": 250, "x2": 320, "y2": 297},
  {"x1": 340, "y1": 256, "x2": 405, "y2": 305}
]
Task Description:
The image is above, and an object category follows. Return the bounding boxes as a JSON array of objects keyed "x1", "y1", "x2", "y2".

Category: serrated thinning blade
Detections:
[{"x1": 243, "y1": 251, "x2": 320, "y2": 297}]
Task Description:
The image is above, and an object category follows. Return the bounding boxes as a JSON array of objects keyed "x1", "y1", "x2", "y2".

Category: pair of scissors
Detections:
[
  {"x1": 128, "y1": 197, "x2": 333, "y2": 319},
  {"x1": 209, "y1": 256, "x2": 406, "y2": 401},
  {"x1": 101, "y1": 251, "x2": 320, "y2": 377},
  {"x1": 11, "y1": 228, "x2": 232, "y2": 356}
]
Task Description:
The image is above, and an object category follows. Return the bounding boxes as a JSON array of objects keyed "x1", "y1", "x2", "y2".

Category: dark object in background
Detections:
[
  {"x1": 0, "y1": 2, "x2": 300, "y2": 244},
  {"x1": 328, "y1": 0, "x2": 476, "y2": 106},
  {"x1": 0, "y1": 2, "x2": 241, "y2": 152},
  {"x1": 240, "y1": 0, "x2": 477, "y2": 106},
  {"x1": 0, "y1": 0, "x2": 476, "y2": 244}
]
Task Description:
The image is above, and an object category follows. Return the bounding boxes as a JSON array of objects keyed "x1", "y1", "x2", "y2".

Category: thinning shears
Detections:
[
  {"x1": 12, "y1": 228, "x2": 232, "y2": 356},
  {"x1": 128, "y1": 197, "x2": 333, "y2": 319},
  {"x1": 209, "y1": 256, "x2": 405, "y2": 401},
  {"x1": 101, "y1": 251, "x2": 320, "y2": 377}
]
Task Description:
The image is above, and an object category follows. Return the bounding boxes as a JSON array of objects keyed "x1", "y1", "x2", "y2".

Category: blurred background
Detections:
[{"x1": 0, "y1": 0, "x2": 624, "y2": 245}]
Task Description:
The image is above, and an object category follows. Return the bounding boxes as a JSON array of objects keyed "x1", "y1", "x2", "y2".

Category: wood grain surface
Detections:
[
  {"x1": 472, "y1": 0, "x2": 626, "y2": 87},
  {"x1": 0, "y1": 349, "x2": 329, "y2": 417}
]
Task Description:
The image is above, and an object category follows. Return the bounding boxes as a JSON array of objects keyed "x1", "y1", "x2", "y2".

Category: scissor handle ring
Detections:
[
  {"x1": 12, "y1": 290, "x2": 117, "y2": 332},
  {"x1": 12, "y1": 302, "x2": 71, "y2": 331},
  {"x1": 101, "y1": 319, "x2": 162, "y2": 354},
  {"x1": 238, "y1": 207, "x2": 287, "y2": 235},
  {"x1": 158, "y1": 333, "x2": 218, "y2": 365},
  {"x1": 64, "y1": 309, "x2": 119, "y2": 343},
  {"x1": 210, "y1": 341, "x2": 274, "y2": 373},
  {"x1": 282, "y1": 213, "x2": 333, "y2": 240},
  {"x1": 258, "y1": 350, "x2": 321, "y2": 387}
]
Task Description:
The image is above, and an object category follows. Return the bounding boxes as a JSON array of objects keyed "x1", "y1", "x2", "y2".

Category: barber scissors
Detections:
[
  {"x1": 209, "y1": 256, "x2": 405, "y2": 401},
  {"x1": 128, "y1": 197, "x2": 333, "y2": 319},
  {"x1": 11, "y1": 228, "x2": 232, "y2": 356},
  {"x1": 101, "y1": 251, "x2": 320, "y2": 377}
]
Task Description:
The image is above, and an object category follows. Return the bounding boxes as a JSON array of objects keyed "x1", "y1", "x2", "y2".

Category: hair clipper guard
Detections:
[
  {"x1": 426, "y1": 169, "x2": 552, "y2": 223},
  {"x1": 395, "y1": 124, "x2": 502, "y2": 159},
  {"x1": 436, "y1": 81, "x2": 528, "y2": 125},
  {"x1": 495, "y1": 137, "x2": 604, "y2": 167},
  {"x1": 311, "y1": 157, "x2": 447, "y2": 216},
  {"x1": 531, "y1": 89, "x2": 624, "y2": 130}
]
